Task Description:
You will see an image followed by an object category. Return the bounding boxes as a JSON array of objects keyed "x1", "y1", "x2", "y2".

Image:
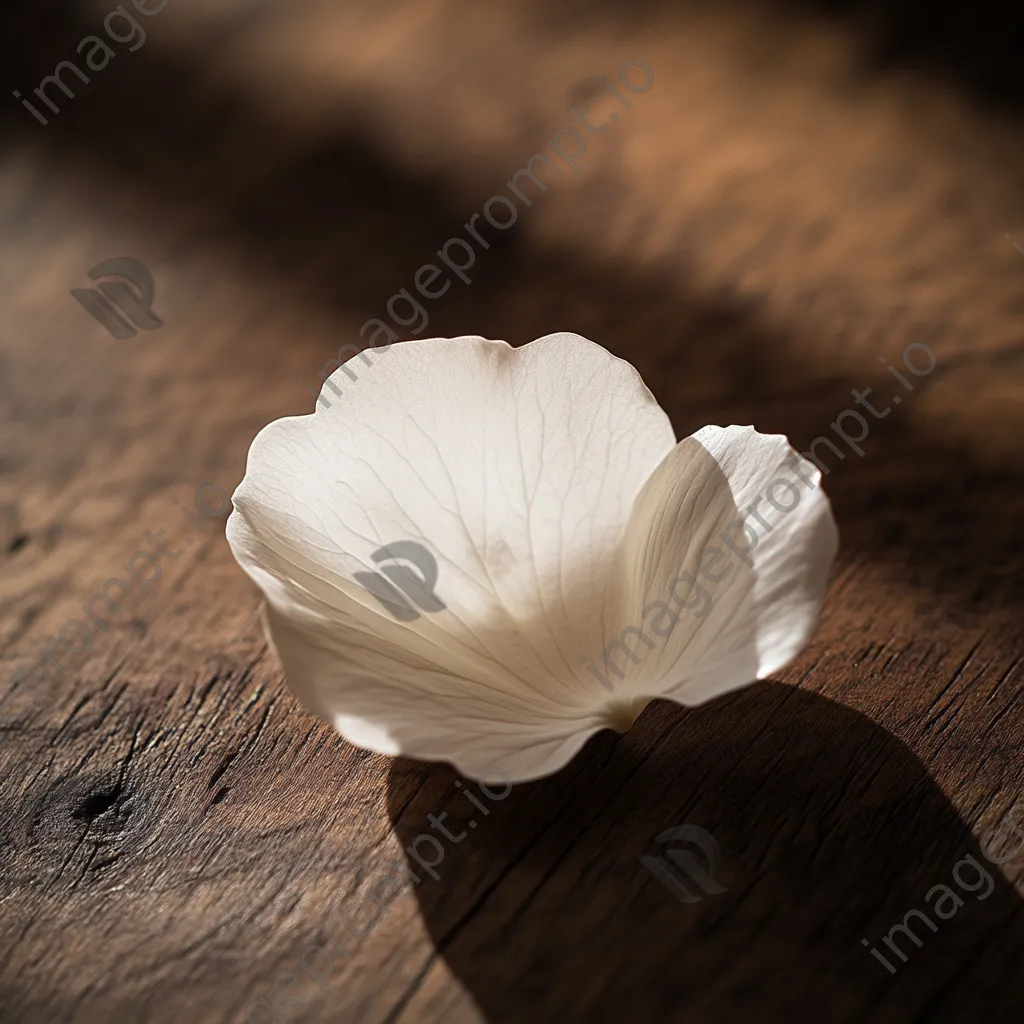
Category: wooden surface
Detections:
[{"x1": 1, "y1": 1, "x2": 1022, "y2": 1021}]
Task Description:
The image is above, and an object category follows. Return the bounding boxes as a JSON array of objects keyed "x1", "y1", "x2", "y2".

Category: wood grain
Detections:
[{"x1": 0, "y1": 1, "x2": 1022, "y2": 1021}]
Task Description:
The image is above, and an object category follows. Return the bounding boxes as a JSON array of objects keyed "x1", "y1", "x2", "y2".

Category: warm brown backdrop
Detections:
[{"x1": 0, "y1": 1, "x2": 1022, "y2": 1021}]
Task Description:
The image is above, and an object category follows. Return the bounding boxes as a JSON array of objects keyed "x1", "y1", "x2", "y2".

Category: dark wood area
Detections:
[{"x1": 0, "y1": 1, "x2": 1022, "y2": 1021}]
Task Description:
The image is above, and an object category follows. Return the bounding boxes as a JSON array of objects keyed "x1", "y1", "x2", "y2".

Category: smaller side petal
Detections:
[{"x1": 608, "y1": 425, "x2": 838, "y2": 708}]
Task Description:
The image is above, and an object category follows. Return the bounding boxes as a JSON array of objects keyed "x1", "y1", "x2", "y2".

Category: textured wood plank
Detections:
[{"x1": 0, "y1": 1, "x2": 1022, "y2": 1022}]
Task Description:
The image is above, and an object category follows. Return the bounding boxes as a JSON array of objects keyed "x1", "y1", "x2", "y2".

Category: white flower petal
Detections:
[
  {"x1": 605, "y1": 425, "x2": 838, "y2": 707},
  {"x1": 261, "y1": 602, "x2": 603, "y2": 783},
  {"x1": 228, "y1": 333, "x2": 838, "y2": 782},
  {"x1": 227, "y1": 333, "x2": 676, "y2": 780}
]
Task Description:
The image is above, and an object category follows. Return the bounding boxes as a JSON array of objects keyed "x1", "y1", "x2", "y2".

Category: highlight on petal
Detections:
[{"x1": 226, "y1": 332, "x2": 839, "y2": 783}]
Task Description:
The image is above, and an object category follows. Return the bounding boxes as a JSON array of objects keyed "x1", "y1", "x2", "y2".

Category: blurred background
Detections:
[{"x1": 0, "y1": 1, "x2": 1022, "y2": 1022}]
